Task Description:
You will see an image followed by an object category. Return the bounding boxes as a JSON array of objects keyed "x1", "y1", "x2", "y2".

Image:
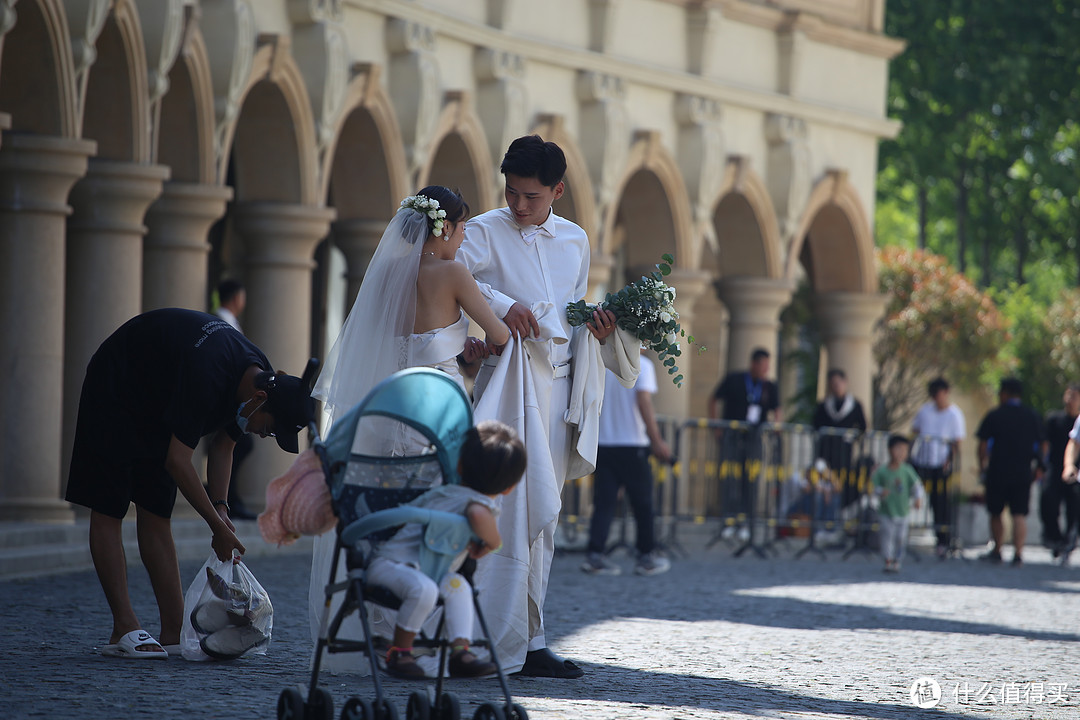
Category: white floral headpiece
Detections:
[{"x1": 400, "y1": 194, "x2": 449, "y2": 237}]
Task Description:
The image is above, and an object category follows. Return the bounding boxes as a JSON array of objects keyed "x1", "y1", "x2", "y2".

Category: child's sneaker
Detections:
[
  {"x1": 634, "y1": 552, "x2": 671, "y2": 576},
  {"x1": 580, "y1": 552, "x2": 621, "y2": 576}
]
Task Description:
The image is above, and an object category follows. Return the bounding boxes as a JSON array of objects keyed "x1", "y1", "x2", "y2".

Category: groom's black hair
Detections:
[
  {"x1": 500, "y1": 135, "x2": 566, "y2": 188},
  {"x1": 459, "y1": 420, "x2": 526, "y2": 495}
]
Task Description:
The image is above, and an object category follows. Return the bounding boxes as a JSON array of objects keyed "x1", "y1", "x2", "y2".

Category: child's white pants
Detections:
[
  {"x1": 366, "y1": 557, "x2": 474, "y2": 640},
  {"x1": 879, "y1": 515, "x2": 909, "y2": 562}
]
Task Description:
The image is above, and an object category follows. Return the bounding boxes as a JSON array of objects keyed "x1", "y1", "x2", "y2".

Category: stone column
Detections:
[
  {"x1": 143, "y1": 182, "x2": 234, "y2": 312},
  {"x1": 648, "y1": 268, "x2": 710, "y2": 420},
  {"x1": 0, "y1": 134, "x2": 96, "y2": 521},
  {"x1": 688, "y1": 281, "x2": 727, "y2": 419},
  {"x1": 586, "y1": 251, "x2": 615, "y2": 302},
  {"x1": 714, "y1": 276, "x2": 794, "y2": 375},
  {"x1": 331, "y1": 218, "x2": 385, "y2": 310},
  {"x1": 62, "y1": 160, "x2": 171, "y2": 487},
  {"x1": 232, "y1": 202, "x2": 335, "y2": 509},
  {"x1": 813, "y1": 291, "x2": 888, "y2": 426}
]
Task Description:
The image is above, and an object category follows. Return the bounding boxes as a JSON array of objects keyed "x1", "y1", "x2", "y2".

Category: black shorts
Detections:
[
  {"x1": 985, "y1": 478, "x2": 1032, "y2": 517},
  {"x1": 64, "y1": 360, "x2": 176, "y2": 520}
]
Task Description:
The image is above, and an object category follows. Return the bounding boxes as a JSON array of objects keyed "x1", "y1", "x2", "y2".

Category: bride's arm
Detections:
[{"x1": 449, "y1": 262, "x2": 511, "y2": 347}]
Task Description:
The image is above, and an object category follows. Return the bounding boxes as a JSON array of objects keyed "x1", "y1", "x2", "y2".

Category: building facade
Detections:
[{"x1": 0, "y1": 0, "x2": 902, "y2": 521}]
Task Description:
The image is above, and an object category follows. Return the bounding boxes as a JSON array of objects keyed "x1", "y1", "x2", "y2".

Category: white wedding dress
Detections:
[{"x1": 405, "y1": 310, "x2": 467, "y2": 390}]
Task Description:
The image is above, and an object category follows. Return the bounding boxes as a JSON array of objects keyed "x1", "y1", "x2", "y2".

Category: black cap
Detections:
[{"x1": 259, "y1": 359, "x2": 319, "y2": 453}]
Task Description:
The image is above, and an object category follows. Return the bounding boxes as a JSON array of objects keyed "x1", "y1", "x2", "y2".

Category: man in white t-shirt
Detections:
[
  {"x1": 581, "y1": 352, "x2": 672, "y2": 577},
  {"x1": 911, "y1": 377, "x2": 966, "y2": 557}
]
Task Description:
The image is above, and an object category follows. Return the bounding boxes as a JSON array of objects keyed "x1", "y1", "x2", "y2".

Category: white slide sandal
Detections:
[{"x1": 101, "y1": 629, "x2": 168, "y2": 659}]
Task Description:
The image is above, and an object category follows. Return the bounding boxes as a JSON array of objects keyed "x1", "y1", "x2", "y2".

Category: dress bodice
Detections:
[{"x1": 405, "y1": 311, "x2": 467, "y2": 387}]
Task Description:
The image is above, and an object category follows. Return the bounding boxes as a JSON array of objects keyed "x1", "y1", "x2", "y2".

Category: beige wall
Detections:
[{"x1": 0, "y1": 0, "x2": 902, "y2": 521}]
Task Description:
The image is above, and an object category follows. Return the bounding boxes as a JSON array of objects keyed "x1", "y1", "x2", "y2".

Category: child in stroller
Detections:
[{"x1": 370, "y1": 420, "x2": 525, "y2": 679}]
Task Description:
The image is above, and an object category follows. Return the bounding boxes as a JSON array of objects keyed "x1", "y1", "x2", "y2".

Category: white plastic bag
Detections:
[{"x1": 181, "y1": 553, "x2": 273, "y2": 661}]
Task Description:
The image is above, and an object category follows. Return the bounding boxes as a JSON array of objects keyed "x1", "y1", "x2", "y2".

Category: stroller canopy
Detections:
[{"x1": 322, "y1": 368, "x2": 473, "y2": 489}]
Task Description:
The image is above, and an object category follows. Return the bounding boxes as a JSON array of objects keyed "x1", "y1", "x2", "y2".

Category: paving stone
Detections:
[{"x1": 1, "y1": 529, "x2": 1077, "y2": 719}]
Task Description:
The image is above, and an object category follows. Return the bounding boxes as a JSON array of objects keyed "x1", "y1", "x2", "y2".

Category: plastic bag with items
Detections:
[{"x1": 181, "y1": 553, "x2": 273, "y2": 661}]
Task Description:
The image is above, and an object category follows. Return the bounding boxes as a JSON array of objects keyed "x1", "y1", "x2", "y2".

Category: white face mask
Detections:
[{"x1": 235, "y1": 397, "x2": 266, "y2": 435}]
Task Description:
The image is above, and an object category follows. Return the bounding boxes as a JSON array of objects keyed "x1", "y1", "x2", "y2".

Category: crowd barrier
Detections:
[{"x1": 560, "y1": 418, "x2": 965, "y2": 561}]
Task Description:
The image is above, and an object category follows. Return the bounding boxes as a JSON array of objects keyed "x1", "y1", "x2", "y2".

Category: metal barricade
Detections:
[{"x1": 558, "y1": 415, "x2": 964, "y2": 562}]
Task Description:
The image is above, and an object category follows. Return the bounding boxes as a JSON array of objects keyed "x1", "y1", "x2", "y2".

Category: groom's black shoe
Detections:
[{"x1": 514, "y1": 648, "x2": 584, "y2": 678}]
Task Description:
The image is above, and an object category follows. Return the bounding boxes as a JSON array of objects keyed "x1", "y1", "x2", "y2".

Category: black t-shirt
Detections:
[
  {"x1": 1044, "y1": 410, "x2": 1077, "y2": 477},
  {"x1": 976, "y1": 402, "x2": 1044, "y2": 483},
  {"x1": 713, "y1": 372, "x2": 779, "y2": 422},
  {"x1": 83, "y1": 309, "x2": 269, "y2": 458},
  {"x1": 812, "y1": 397, "x2": 867, "y2": 433},
  {"x1": 812, "y1": 396, "x2": 867, "y2": 469}
]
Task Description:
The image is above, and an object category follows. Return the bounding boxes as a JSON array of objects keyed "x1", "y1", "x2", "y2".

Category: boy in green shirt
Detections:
[{"x1": 870, "y1": 434, "x2": 924, "y2": 572}]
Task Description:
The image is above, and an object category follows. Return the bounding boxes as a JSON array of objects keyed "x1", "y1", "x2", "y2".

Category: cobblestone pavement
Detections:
[{"x1": 2, "y1": 530, "x2": 1079, "y2": 719}]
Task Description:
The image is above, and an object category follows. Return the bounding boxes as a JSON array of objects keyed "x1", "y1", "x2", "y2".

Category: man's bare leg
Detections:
[
  {"x1": 990, "y1": 513, "x2": 1005, "y2": 552},
  {"x1": 135, "y1": 505, "x2": 184, "y2": 646},
  {"x1": 1012, "y1": 514, "x2": 1027, "y2": 562},
  {"x1": 89, "y1": 510, "x2": 143, "y2": 644}
]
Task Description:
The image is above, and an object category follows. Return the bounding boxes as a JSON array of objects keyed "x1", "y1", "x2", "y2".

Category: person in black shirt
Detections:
[
  {"x1": 65, "y1": 309, "x2": 316, "y2": 659},
  {"x1": 976, "y1": 377, "x2": 1044, "y2": 566},
  {"x1": 709, "y1": 348, "x2": 781, "y2": 424},
  {"x1": 812, "y1": 368, "x2": 867, "y2": 505},
  {"x1": 1041, "y1": 384, "x2": 1080, "y2": 556},
  {"x1": 708, "y1": 348, "x2": 781, "y2": 528}
]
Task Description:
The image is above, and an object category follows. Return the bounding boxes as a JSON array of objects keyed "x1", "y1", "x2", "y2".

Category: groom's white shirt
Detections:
[{"x1": 458, "y1": 206, "x2": 589, "y2": 366}]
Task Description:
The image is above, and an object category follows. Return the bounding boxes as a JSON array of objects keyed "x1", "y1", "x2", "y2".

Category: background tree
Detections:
[
  {"x1": 872, "y1": 247, "x2": 1011, "y2": 430},
  {"x1": 879, "y1": 0, "x2": 1080, "y2": 287}
]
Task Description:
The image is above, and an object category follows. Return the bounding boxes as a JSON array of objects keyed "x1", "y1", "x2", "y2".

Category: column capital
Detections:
[
  {"x1": 665, "y1": 268, "x2": 713, "y2": 305},
  {"x1": 68, "y1": 160, "x2": 171, "y2": 235},
  {"x1": 0, "y1": 135, "x2": 97, "y2": 215},
  {"x1": 813, "y1": 291, "x2": 888, "y2": 338},
  {"x1": 332, "y1": 217, "x2": 386, "y2": 261},
  {"x1": 714, "y1": 276, "x2": 795, "y2": 321},
  {"x1": 233, "y1": 202, "x2": 336, "y2": 269},
  {"x1": 145, "y1": 182, "x2": 233, "y2": 249}
]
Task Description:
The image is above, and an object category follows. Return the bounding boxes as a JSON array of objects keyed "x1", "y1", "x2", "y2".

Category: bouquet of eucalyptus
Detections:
[{"x1": 566, "y1": 254, "x2": 696, "y2": 386}]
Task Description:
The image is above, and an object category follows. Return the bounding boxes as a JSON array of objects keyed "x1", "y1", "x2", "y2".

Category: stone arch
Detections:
[
  {"x1": 0, "y1": 0, "x2": 79, "y2": 136},
  {"x1": 531, "y1": 113, "x2": 598, "y2": 243},
  {"x1": 602, "y1": 131, "x2": 694, "y2": 269},
  {"x1": 785, "y1": 169, "x2": 876, "y2": 293},
  {"x1": 321, "y1": 65, "x2": 410, "y2": 219},
  {"x1": 156, "y1": 24, "x2": 216, "y2": 184},
  {"x1": 707, "y1": 158, "x2": 783, "y2": 280},
  {"x1": 416, "y1": 92, "x2": 495, "y2": 212},
  {"x1": 81, "y1": 0, "x2": 151, "y2": 161},
  {"x1": 220, "y1": 42, "x2": 320, "y2": 205}
]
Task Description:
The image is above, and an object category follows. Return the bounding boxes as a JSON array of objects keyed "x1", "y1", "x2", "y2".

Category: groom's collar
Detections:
[{"x1": 513, "y1": 208, "x2": 557, "y2": 245}]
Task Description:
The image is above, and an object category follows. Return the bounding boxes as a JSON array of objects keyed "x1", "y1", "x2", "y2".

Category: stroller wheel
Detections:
[
  {"x1": 406, "y1": 691, "x2": 430, "y2": 720},
  {"x1": 437, "y1": 692, "x2": 460, "y2": 720},
  {"x1": 277, "y1": 687, "x2": 305, "y2": 720},
  {"x1": 505, "y1": 703, "x2": 528, "y2": 720},
  {"x1": 375, "y1": 698, "x2": 400, "y2": 720},
  {"x1": 471, "y1": 703, "x2": 506, "y2": 720},
  {"x1": 340, "y1": 697, "x2": 374, "y2": 720},
  {"x1": 309, "y1": 687, "x2": 335, "y2": 720}
]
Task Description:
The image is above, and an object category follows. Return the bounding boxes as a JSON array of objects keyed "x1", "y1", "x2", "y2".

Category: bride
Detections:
[{"x1": 308, "y1": 186, "x2": 510, "y2": 665}]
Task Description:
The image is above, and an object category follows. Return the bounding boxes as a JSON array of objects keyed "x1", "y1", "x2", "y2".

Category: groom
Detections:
[{"x1": 459, "y1": 135, "x2": 615, "y2": 678}]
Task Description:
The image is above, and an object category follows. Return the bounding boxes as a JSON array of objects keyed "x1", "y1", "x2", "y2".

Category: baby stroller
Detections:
[{"x1": 276, "y1": 368, "x2": 528, "y2": 720}]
